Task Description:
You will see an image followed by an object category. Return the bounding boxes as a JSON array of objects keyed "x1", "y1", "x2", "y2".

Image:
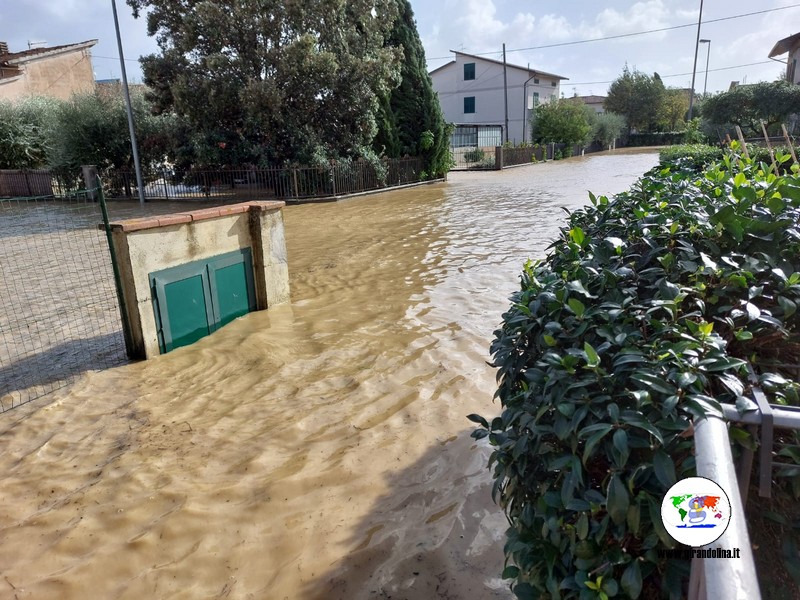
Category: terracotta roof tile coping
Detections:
[{"x1": 102, "y1": 200, "x2": 285, "y2": 232}]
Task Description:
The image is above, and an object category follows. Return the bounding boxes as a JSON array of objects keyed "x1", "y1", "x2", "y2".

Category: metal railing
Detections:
[
  {"x1": 689, "y1": 415, "x2": 761, "y2": 600},
  {"x1": 102, "y1": 158, "x2": 425, "y2": 202},
  {"x1": 688, "y1": 369, "x2": 800, "y2": 599},
  {"x1": 0, "y1": 169, "x2": 82, "y2": 198},
  {"x1": 496, "y1": 146, "x2": 542, "y2": 168}
]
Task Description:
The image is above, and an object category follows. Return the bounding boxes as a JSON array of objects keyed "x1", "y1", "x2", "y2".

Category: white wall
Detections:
[
  {"x1": 790, "y1": 45, "x2": 800, "y2": 84},
  {"x1": 431, "y1": 54, "x2": 563, "y2": 144}
]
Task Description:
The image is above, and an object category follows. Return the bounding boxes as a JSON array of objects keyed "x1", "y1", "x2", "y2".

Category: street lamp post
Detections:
[
  {"x1": 700, "y1": 39, "x2": 711, "y2": 97},
  {"x1": 687, "y1": 0, "x2": 705, "y2": 120},
  {"x1": 111, "y1": 0, "x2": 146, "y2": 205}
]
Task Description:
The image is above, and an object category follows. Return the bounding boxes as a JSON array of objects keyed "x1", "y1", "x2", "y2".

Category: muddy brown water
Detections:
[{"x1": 0, "y1": 151, "x2": 659, "y2": 600}]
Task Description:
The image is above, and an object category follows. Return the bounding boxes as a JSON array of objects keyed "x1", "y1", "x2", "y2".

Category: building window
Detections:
[
  {"x1": 464, "y1": 96, "x2": 476, "y2": 114},
  {"x1": 464, "y1": 63, "x2": 476, "y2": 80},
  {"x1": 533, "y1": 78, "x2": 539, "y2": 84},
  {"x1": 532, "y1": 92, "x2": 540, "y2": 108},
  {"x1": 551, "y1": 81, "x2": 557, "y2": 87}
]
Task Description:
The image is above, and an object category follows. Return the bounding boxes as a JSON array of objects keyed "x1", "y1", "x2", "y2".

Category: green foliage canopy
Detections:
[
  {"x1": 0, "y1": 91, "x2": 174, "y2": 173},
  {"x1": 604, "y1": 66, "x2": 667, "y2": 133},
  {"x1": 372, "y1": 0, "x2": 451, "y2": 178},
  {"x1": 48, "y1": 90, "x2": 176, "y2": 174},
  {"x1": 660, "y1": 89, "x2": 689, "y2": 131},
  {"x1": 588, "y1": 111, "x2": 625, "y2": 147},
  {"x1": 531, "y1": 98, "x2": 592, "y2": 146},
  {"x1": 127, "y1": 0, "x2": 403, "y2": 167},
  {"x1": 701, "y1": 80, "x2": 800, "y2": 137},
  {"x1": 0, "y1": 97, "x2": 57, "y2": 169}
]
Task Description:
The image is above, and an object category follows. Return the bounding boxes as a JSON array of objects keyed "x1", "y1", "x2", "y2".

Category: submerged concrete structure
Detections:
[{"x1": 105, "y1": 201, "x2": 289, "y2": 359}]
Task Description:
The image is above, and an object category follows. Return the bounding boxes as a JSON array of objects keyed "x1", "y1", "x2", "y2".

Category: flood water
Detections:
[{"x1": 0, "y1": 150, "x2": 659, "y2": 600}]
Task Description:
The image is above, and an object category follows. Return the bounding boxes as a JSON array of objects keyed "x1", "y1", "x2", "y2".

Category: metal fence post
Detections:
[{"x1": 97, "y1": 175, "x2": 135, "y2": 359}]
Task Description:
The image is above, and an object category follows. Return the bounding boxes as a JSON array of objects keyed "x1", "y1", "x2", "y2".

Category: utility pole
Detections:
[
  {"x1": 522, "y1": 67, "x2": 536, "y2": 144},
  {"x1": 700, "y1": 39, "x2": 711, "y2": 96},
  {"x1": 111, "y1": 0, "x2": 146, "y2": 205},
  {"x1": 687, "y1": 0, "x2": 704, "y2": 120},
  {"x1": 503, "y1": 43, "x2": 509, "y2": 144}
]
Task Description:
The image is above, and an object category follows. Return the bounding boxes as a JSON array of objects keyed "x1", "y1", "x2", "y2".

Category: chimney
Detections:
[{"x1": 0, "y1": 42, "x2": 8, "y2": 55}]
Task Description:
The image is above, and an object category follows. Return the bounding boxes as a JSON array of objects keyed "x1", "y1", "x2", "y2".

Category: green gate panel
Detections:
[
  {"x1": 164, "y1": 275, "x2": 212, "y2": 350},
  {"x1": 208, "y1": 251, "x2": 256, "y2": 328},
  {"x1": 150, "y1": 249, "x2": 256, "y2": 354}
]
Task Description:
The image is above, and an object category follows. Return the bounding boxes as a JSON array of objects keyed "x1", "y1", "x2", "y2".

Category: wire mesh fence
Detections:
[{"x1": 0, "y1": 188, "x2": 127, "y2": 412}]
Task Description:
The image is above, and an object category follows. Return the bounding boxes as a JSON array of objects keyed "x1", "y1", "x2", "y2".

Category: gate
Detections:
[
  {"x1": 0, "y1": 183, "x2": 128, "y2": 412},
  {"x1": 450, "y1": 124, "x2": 503, "y2": 170}
]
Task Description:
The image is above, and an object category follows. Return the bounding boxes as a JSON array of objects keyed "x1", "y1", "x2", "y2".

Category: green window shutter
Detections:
[
  {"x1": 151, "y1": 262, "x2": 214, "y2": 353},
  {"x1": 464, "y1": 96, "x2": 475, "y2": 114},
  {"x1": 207, "y1": 249, "x2": 256, "y2": 328},
  {"x1": 463, "y1": 62, "x2": 476, "y2": 80},
  {"x1": 150, "y1": 249, "x2": 257, "y2": 354}
]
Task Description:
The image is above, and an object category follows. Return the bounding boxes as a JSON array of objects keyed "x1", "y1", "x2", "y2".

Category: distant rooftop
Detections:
[
  {"x1": 769, "y1": 32, "x2": 800, "y2": 58},
  {"x1": 430, "y1": 50, "x2": 568, "y2": 81},
  {"x1": 0, "y1": 40, "x2": 97, "y2": 65}
]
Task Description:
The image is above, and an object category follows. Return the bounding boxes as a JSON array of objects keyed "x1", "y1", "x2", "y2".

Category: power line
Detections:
[
  {"x1": 568, "y1": 60, "x2": 775, "y2": 87},
  {"x1": 435, "y1": 60, "x2": 776, "y2": 95},
  {"x1": 94, "y1": 54, "x2": 141, "y2": 63},
  {"x1": 426, "y1": 4, "x2": 800, "y2": 62}
]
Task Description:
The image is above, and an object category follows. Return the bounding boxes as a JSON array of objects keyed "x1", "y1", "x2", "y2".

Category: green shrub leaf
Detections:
[
  {"x1": 621, "y1": 560, "x2": 642, "y2": 599},
  {"x1": 607, "y1": 475, "x2": 629, "y2": 526}
]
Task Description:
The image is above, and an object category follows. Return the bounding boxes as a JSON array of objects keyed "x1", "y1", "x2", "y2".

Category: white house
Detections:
[
  {"x1": 429, "y1": 51, "x2": 568, "y2": 146},
  {"x1": 769, "y1": 32, "x2": 800, "y2": 84},
  {"x1": 575, "y1": 95, "x2": 606, "y2": 114}
]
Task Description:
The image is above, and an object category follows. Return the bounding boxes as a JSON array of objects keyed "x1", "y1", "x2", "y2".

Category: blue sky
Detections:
[{"x1": 1, "y1": 0, "x2": 796, "y2": 95}]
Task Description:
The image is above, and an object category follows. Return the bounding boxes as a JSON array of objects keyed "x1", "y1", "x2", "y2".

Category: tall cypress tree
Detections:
[{"x1": 374, "y1": 0, "x2": 451, "y2": 178}]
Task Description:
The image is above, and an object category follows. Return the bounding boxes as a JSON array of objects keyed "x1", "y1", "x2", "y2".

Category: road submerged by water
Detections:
[{"x1": 0, "y1": 150, "x2": 659, "y2": 599}]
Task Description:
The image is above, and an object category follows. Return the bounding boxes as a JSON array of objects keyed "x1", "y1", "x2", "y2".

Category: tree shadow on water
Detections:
[{"x1": 303, "y1": 430, "x2": 514, "y2": 600}]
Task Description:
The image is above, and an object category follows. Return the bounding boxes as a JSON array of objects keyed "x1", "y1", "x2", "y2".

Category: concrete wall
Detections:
[
  {"x1": 431, "y1": 54, "x2": 563, "y2": 144},
  {"x1": 108, "y1": 201, "x2": 290, "y2": 359},
  {"x1": 0, "y1": 47, "x2": 95, "y2": 101}
]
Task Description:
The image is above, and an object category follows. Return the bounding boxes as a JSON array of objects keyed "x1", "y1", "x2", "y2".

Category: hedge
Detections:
[
  {"x1": 625, "y1": 132, "x2": 689, "y2": 147},
  {"x1": 472, "y1": 147, "x2": 800, "y2": 599}
]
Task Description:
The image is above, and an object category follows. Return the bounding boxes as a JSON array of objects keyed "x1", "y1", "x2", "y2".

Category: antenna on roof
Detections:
[{"x1": 28, "y1": 40, "x2": 47, "y2": 49}]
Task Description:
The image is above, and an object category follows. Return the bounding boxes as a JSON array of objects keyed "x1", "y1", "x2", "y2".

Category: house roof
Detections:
[
  {"x1": 769, "y1": 32, "x2": 800, "y2": 58},
  {"x1": 575, "y1": 95, "x2": 606, "y2": 103},
  {"x1": 429, "y1": 50, "x2": 568, "y2": 80},
  {"x1": 0, "y1": 40, "x2": 97, "y2": 65}
]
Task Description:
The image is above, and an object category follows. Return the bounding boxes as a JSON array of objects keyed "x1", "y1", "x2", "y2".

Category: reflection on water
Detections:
[{"x1": 0, "y1": 151, "x2": 658, "y2": 599}]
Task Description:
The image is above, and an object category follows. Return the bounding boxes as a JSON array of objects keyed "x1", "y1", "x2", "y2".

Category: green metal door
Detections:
[{"x1": 150, "y1": 249, "x2": 256, "y2": 354}]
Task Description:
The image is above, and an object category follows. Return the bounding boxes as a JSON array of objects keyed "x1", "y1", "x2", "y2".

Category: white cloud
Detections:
[{"x1": 537, "y1": 14, "x2": 574, "y2": 41}]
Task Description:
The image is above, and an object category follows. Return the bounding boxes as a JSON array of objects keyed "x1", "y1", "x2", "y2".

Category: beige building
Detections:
[
  {"x1": 0, "y1": 39, "x2": 98, "y2": 101},
  {"x1": 769, "y1": 32, "x2": 800, "y2": 84}
]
